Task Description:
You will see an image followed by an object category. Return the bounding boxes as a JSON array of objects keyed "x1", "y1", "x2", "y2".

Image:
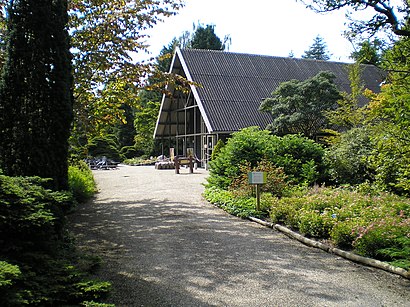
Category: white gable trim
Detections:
[{"x1": 175, "y1": 47, "x2": 213, "y2": 133}]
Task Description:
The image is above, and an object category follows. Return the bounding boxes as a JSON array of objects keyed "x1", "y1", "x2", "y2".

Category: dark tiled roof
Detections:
[{"x1": 179, "y1": 48, "x2": 385, "y2": 133}]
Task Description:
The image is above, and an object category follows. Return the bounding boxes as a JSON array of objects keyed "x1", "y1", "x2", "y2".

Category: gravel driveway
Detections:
[{"x1": 68, "y1": 165, "x2": 409, "y2": 306}]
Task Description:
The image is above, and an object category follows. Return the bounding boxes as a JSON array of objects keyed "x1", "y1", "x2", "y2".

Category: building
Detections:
[{"x1": 154, "y1": 48, "x2": 384, "y2": 167}]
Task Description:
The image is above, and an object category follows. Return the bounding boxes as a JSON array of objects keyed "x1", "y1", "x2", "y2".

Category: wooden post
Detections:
[
  {"x1": 174, "y1": 156, "x2": 180, "y2": 174},
  {"x1": 189, "y1": 156, "x2": 193, "y2": 173},
  {"x1": 256, "y1": 184, "x2": 261, "y2": 211}
]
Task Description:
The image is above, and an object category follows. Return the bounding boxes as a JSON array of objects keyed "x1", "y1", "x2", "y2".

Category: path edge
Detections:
[{"x1": 248, "y1": 216, "x2": 410, "y2": 280}]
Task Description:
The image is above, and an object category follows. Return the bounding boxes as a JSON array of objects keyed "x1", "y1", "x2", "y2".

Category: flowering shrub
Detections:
[{"x1": 269, "y1": 186, "x2": 410, "y2": 269}]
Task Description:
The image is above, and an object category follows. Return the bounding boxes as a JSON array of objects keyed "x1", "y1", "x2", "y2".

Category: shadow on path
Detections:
[{"x1": 68, "y1": 166, "x2": 410, "y2": 306}]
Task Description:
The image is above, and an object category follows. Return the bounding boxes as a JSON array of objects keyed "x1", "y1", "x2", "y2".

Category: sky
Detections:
[{"x1": 142, "y1": 0, "x2": 358, "y2": 63}]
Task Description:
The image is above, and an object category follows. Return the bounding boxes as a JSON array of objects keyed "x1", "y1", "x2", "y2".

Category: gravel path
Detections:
[{"x1": 68, "y1": 165, "x2": 410, "y2": 306}]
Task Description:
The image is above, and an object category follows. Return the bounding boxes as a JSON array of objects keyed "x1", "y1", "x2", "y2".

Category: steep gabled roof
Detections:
[{"x1": 155, "y1": 48, "x2": 385, "y2": 136}]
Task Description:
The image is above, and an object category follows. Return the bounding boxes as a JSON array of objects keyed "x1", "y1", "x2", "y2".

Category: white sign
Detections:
[{"x1": 248, "y1": 172, "x2": 266, "y2": 184}]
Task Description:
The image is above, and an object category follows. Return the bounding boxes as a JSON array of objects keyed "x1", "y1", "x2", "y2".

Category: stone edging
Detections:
[{"x1": 248, "y1": 216, "x2": 410, "y2": 280}]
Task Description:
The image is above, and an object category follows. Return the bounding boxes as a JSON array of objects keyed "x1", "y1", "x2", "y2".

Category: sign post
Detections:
[{"x1": 248, "y1": 172, "x2": 266, "y2": 211}]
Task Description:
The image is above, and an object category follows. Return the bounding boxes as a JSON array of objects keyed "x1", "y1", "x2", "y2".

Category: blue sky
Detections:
[{"x1": 143, "y1": 0, "x2": 358, "y2": 62}]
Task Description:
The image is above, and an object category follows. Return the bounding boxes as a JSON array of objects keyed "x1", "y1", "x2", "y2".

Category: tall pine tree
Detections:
[
  {"x1": 0, "y1": 0, "x2": 73, "y2": 190},
  {"x1": 302, "y1": 35, "x2": 331, "y2": 61}
]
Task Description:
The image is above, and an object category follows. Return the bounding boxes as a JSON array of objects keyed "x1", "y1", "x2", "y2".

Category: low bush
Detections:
[
  {"x1": 68, "y1": 161, "x2": 97, "y2": 203},
  {"x1": 230, "y1": 159, "x2": 288, "y2": 198},
  {"x1": 123, "y1": 156, "x2": 156, "y2": 166},
  {"x1": 0, "y1": 174, "x2": 110, "y2": 305},
  {"x1": 204, "y1": 186, "x2": 270, "y2": 218},
  {"x1": 324, "y1": 127, "x2": 375, "y2": 185},
  {"x1": 207, "y1": 127, "x2": 326, "y2": 189},
  {"x1": 269, "y1": 186, "x2": 410, "y2": 270}
]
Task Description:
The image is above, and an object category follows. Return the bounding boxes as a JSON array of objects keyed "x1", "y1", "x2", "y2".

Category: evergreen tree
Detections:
[
  {"x1": 302, "y1": 35, "x2": 331, "y2": 61},
  {"x1": 189, "y1": 24, "x2": 224, "y2": 50},
  {"x1": 351, "y1": 39, "x2": 383, "y2": 66},
  {"x1": 0, "y1": 0, "x2": 73, "y2": 190}
]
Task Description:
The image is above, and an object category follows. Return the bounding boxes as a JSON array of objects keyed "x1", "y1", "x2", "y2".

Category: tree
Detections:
[
  {"x1": 259, "y1": 71, "x2": 342, "y2": 138},
  {"x1": 302, "y1": 35, "x2": 331, "y2": 60},
  {"x1": 134, "y1": 100, "x2": 160, "y2": 156},
  {"x1": 302, "y1": 0, "x2": 410, "y2": 38},
  {"x1": 189, "y1": 24, "x2": 225, "y2": 50},
  {"x1": 351, "y1": 39, "x2": 384, "y2": 65},
  {"x1": 325, "y1": 62, "x2": 367, "y2": 131},
  {"x1": 0, "y1": 0, "x2": 73, "y2": 190},
  {"x1": 67, "y1": 0, "x2": 184, "y2": 147},
  {"x1": 0, "y1": 0, "x2": 6, "y2": 67}
]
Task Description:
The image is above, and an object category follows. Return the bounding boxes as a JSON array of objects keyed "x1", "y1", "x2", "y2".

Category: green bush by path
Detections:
[
  {"x1": 0, "y1": 174, "x2": 110, "y2": 306},
  {"x1": 207, "y1": 127, "x2": 326, "y2": 189},
  {"x1": 69, "y1": 161, "x2": 97, "y2": 203},
  {"x1": 269, "y1": 186, "x2": 410, "y2": 270},
  {"x1": 204, "y1": 186, "x2": 271, "y2": 218}
]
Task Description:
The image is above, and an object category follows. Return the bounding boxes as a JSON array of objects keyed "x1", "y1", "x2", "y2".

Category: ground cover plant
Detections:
[
  {"x1": 205, "y1": 127, "x2": 410, "y2": 272},
  {"x1": 269, "y1": 186, "x2": 410, "y2": 270},
  {"x1": 0, "y1": 172, "x2": 111, "y2": 306},
  {"x1": 69, "y1": 161, "x2": 97, "y2": 203}
]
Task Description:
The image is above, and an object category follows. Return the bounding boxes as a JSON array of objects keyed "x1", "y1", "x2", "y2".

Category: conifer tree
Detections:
[
  {"x1": 302, "y1": 35, "x2": 331, "y2": 61},
  {"x1": 0, "y1": 0, "x2": 73, "y2": 190}
]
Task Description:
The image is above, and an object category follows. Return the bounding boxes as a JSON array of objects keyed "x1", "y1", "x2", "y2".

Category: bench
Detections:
[{"x1": 174, "y1": 156, "x2": 194, "y2": 174}]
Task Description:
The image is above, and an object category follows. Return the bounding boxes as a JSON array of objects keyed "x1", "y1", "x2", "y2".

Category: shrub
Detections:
[
  {"x1": 211, "y1": 139, "x2": 225, "y2": 161},
  {"x1": 230, "y1": 159, "x2": 288, "y2": 198},
  {"x1": 207, "y1": 127, "x2": 326, "y2": 189},
  {"x1": 0, "y1": 261, "x2": 22, "y2": 305},
  {"x1": 0, "y1": 174, "x2": 110, "y2": 305},
  {"x1": 269, "y1": 186, "x2": 410, "y2": 269},
  {"x1": 324, "y1": 127, "x2": 375, "y2": 185},
  {"x1": 87, "y1": 135, "x2": 123, "y2": 162},
  {"x1": 353, "y1": 217, "x2": 410, "y2": 269},
  {"x1": 203, "y1": 186, "x2": 269, "y2": 218},
  {"x1": 68, "y1": 161, "x2": 97, "y2": 203},
  {"x1": 208, "y1": 127, "x2": 275, "y2": 189},
  {"x1": 330, "y1": 219, "x2": 363, "y2": 249},
  {"x1": 120, "y1": 145, "x2": 143, "y2": 159},
  {"x1": 270, "y1": 134, "x2": 326, "y2": 185}
]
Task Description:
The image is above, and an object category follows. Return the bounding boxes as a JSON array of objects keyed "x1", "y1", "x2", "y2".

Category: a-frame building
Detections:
[{"x1": 154, "y1": 48, "x2": 384, "y2": 167}]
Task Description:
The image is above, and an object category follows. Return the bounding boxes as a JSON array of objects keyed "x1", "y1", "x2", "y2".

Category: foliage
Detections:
[
  {"x1": 269, "y1": 185, "x2": 410, "y2": 269},
  {"x1": 203, "y1": 186, "x2": 270, "y2": 218},
  {"x1": 0, "y1": 0, "x2": 73, "y2": 190},
  {"x1": 207, "y1": 127, "x2": 275, "y2": 189},
  {"x1": 68, "y1": 161, "x2": 97, "y2": 203},
  {"x1": 270, "y1": 134, "x2": 326, "y2": 185},
  {"x1": 302, "y1": 35, "x2": 331, "y2": 60},
  {"x1": 0, "y1": 173, "x2": 110, "y2": 305},
  {"x1": 324, "y1": 127, "x2": 375, "y2": 185},
  {"x1": 68, "y1": 0, "x2": 184, "y2": 143},
  {"x1": 211, "y1": 139, "x2": 225, "y2": 161},
  {"x1": 259, "y1": 71, "x2": 342, "y2": 138},
  {"x1": 0, "y1": 261, "x2": 22, "y2": 305},
  {"x1": 303, "y1": 0, "x2": 410, "y2": 38},
  {"x1": 207, "y1": 127, "x2": 326, "y2": 189},
  {"x1": 189, "y1": 24, "x2": 225, "y2": 50},
  {"x1": 229, "y1": 159, "x2": 288, "y2": 198},
  {"x1": 123, "y1": 157, "x2": 157, "y2": 166},
  {"x1": 87, "y1": 135, "x2": 123, "y2": 162},
  {"x1": 362, "y1": 38, "x2": 410, "y2": 195},
  {"x1": 324, "y1": 62, "x2": 367, "y2": 131},
  {"x1": 134, "y1": 100, "x2": 160, "y2": 157},
  {"x1": 350, "y1": 39, "x2": 384, "y2": 65}
]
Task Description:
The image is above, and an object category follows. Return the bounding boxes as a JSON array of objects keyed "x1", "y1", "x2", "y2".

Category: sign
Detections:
[
  {"x1": 170, "y1": 148, "x2": 175, "y2": 162},
  {"x1": 248, "y1": 172, "x2": 266, "y2": 184}
]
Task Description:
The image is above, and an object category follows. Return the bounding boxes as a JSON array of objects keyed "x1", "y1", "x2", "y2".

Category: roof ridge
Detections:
[{"x1": 179, "y1": 48, "x2": 361, "y2": 66}]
